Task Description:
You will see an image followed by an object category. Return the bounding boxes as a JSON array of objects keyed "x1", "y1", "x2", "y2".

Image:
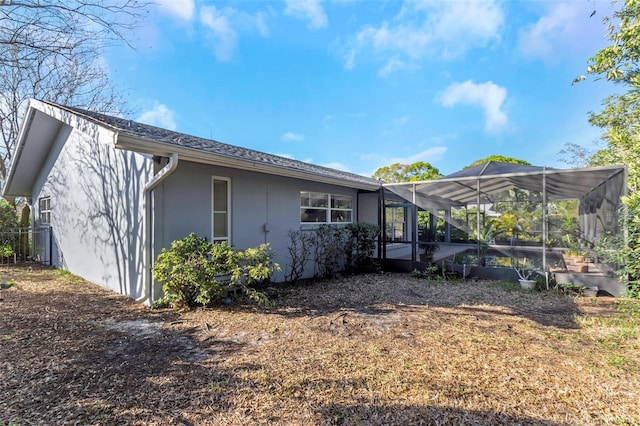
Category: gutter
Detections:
[
  {"x1": 116, "y1": 135, "x2": 380, "y2": 192},
  {"x1": 138, "y1": 152, "x2": 179, "y2": 305}
]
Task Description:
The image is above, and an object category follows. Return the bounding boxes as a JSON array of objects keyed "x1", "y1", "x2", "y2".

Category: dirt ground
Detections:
[{"x1": 1, "y1": 264, "x2": 639, "y2": 425}]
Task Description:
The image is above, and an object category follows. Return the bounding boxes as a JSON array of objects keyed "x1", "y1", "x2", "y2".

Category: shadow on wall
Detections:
[
  {"x1": 38, "y1": 138, "x2": 70, "y2": 268},
  {"x1": 47, "y1": 110, "x2": 150, "y2": 299},
  {"x1": 75, "y1": 133, "x2": 149, "y2": 298}
]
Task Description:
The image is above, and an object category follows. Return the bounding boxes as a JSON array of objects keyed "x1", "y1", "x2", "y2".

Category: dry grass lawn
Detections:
[{"x1": 1, "y1": 264, "x2": 639, "y2": 425}]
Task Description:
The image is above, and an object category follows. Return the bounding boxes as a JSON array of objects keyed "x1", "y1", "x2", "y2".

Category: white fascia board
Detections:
[
  {"x1": 116, "y1": 135, "x2": 380, "y2": 192},
  {"x1": 2, "y1": 106, "x2": 37, "y2": 197},
  {"x1": 3, "y1": 99, "x2": 120, "y2": 197}
]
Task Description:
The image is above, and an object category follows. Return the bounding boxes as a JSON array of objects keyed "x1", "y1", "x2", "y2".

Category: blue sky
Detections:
[{"x1": 105, "y1": 0, "x2": 618, "y2": 177}]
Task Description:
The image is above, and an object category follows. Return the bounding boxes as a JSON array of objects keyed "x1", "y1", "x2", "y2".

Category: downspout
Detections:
[
  {"x1": 139, "y1": 153, "x2": 179, "y2": 305},
  {"x1": 26, "y1": 200, "x2": 34, "y2": 262}
]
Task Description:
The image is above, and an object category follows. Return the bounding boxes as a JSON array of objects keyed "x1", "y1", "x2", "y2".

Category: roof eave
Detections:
[
  {"x1": 2, "y1": 106, "x2": 37, "y2": 198},
  {"x1": 116, "y1": 135, "x2": 380, "y2": 192}
]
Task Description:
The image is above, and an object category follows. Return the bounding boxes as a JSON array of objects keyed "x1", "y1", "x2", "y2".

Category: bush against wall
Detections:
[
  {"x1": 285, "y1": 229, "x2": 314, "y2": 283},
  {"x1": 285, "y1": 223, "x2": 380, "y2": 282},
  {"x1": 343, "y1": 223, "x2": 380, "y2": 273},
  {"x1": 153, "y1": 233, "x2": 279, "y2": 308},
  {"x1": 233, "y1": 244, "x2": 280, "y2": 306},
  {"x1": 313, "y1": 225, "x2": 345, "y2": 279}
]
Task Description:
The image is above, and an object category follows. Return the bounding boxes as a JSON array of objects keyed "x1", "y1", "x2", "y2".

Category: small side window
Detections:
[{"x1": 39, "y1": 196, "x2": 51, "y2": 224}]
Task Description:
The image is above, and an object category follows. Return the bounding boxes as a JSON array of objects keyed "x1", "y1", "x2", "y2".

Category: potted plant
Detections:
[
  {"x1": 563, "y1": 249, "x2": 585, "y2": 265},
  {"x1": 512, "y1": 257, "x2": 536, "y2": 289}
]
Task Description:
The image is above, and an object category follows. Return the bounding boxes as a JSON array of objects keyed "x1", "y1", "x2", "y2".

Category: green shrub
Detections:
[
  {"x1": 286, "y1": 223, "x2": 379, "y2": 282},
  {"x1": 595, "y1": 192, "x2": 640, "y2": 298},
  {"x1": 153, "y1": 234, "x2": 223, "y2": 308},
  {"x1": 0, "y1": 244, "x2": 14, "y2": 258},
  {"x1": 0, "y1": 199, "x2": 18, "y2": 228},
  {"x1": 344, "y1": 223, "x2": 379, "y2": 273},
  {"x1": 233, "y1": 244, "x2": 280, "y2": 305},
  {"x1": 153, "y1": 233, "x2": 280, "y2": 308}
]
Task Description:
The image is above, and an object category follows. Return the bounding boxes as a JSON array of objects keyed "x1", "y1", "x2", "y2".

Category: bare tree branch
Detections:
[{"x1": 0, "y1": 0, "x2": 151, "y2": 184}]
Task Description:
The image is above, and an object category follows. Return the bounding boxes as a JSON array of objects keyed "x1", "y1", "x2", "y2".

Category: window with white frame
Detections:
[
  {"x1": 39, "y1": 196, "x2": 51, "y2": 224},
  {"x1": 212, "y1": 177, "x2": 230, "y2": 243},
  {"x1": 385, "y1": 205, "x2": 406, "y2": 242},
  {"x1": 300, "y1": 191, "x2": 353, "y2": 224}
]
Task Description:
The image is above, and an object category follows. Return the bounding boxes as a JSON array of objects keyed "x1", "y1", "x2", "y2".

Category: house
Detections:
[{"x1": 2, "y1": 100, "x2": 382, "y2": 304}]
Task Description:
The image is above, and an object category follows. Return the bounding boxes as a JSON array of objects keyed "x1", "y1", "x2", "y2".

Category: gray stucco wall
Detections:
[
  {"x1": 27, "y1": 107, "x2": 379, "y2": 303},
  {"x1": 152, "y1": 160, "x2": 379, "y2": 296},
  {"x1": 32, "y1": 112, "x2": 151, "y2": 299},
  {"x1": 357, "y1": 192, "x2": 379, "y2": 224}
]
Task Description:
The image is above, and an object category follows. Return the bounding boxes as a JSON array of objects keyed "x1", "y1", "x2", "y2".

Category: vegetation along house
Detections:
[{"x1": 2, "y1": 100, "x2": 382, "y2": 304}]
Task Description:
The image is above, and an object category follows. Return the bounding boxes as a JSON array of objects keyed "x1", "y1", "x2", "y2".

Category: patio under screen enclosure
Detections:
[{"x1": 379, "y1": 162, "x2": 628, "y2": 295}]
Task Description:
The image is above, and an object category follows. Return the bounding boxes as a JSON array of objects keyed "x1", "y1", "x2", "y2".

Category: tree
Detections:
[
  {"x1": 580, "y1": 0, "x2": 640, "y2": 191},
  {"x1": 372, "y1": 161, "x2": 442, "y2": 247},
  {"x1": 464, "y1": 155, "x2": 530, "y2": 169},
  {"x1": 0, "y1": 1, "x2": 149, "y2": 182},
  {"x1": 0, "y1": 199, "x2": 18, "y2": 228},
  {"x1": 372, "y1": 161, "x2": 442, "y2": 183},
  {"x1": 580, "y1": 0, "x2": 640, "y2": 296},
  {"x1": 558, "y1": 142, "x2": 598, "y2": 168}
]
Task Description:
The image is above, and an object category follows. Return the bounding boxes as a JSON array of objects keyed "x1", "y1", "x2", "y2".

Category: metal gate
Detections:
[{"x1": 0, "y1": 226, "x2": 52, "y2": 265}]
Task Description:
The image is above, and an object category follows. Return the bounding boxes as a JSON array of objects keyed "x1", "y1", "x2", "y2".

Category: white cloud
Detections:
[
  {"x1": 137, "y1": 103, "x2": 177, "y2": 130},
  {"x1": 322, "y1": 114, "x2": 334, "y2": 128},
  {"x1": 517, "y1": 1, "x2": 616, "y2": 62},
  {"x1": 388, "y1": 146, "x2": 448, "y2": 165},
  {"x1": 281, "y1": 132, "x2": 304, "y2": 142},
  {"x1": 321, "y1": 162, "x2": 351, "y2": 172},
  {"x1": 200, "y1": 6, "x2": 238, "y2": 62},
  {"x1": 437, "y1": 80, "x2": 508, "y2": 133},
  {"x1": 359, "y1": 146, "x2": 449, "y2": 179},
  {"x1": 156, "y1": 0, "x2": 195, "y2": 21},
  {"x1": 343, "y1": 50, "x2": 356, "y2": 70},
  {"x1": 518, "y1": 3, "x2": 582, "y2": 61},
  {"x1": 379, "y1": 57, "x2": 410, "y2": 77},
  {"x1": 199, "y1": 6, "x2": 270, "y2": 61},
  {"x1": 346, "y1": 0, "x2": 503, "y2": 74},
  {"x1": 360, "y1": 146, "x2": 448, "y2": 167},
  {"x1": 392, "y1": 115, "x2": 410, "y2": 126},
  {"x1": 284, "y1": 0, "x2": 328, "y2": 30},
  {"x1": 252, "y1": 11, "x2": 270, "y2": 37}
]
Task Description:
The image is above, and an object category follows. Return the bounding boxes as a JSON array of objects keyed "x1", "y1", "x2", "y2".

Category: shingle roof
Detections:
[{"x1": 50, "y1": 102, "x2": 381, "y2": 190}]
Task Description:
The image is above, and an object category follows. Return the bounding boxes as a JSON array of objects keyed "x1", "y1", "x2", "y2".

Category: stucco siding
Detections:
[
  {"x1": 154, "y1": 160, "x2": 377, "y2": 290},
  {"x1": 357, "y1": 191, "x2": 382, "y2": 256},
  {"x1": 31, "y1": 115, "x2": 151, "y2": 299},
  {"x1": 357, "y1": 192, "x2": 379, "y2": 225}
]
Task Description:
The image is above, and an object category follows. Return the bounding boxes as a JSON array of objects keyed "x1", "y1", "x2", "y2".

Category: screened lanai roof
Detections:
[{"x1": 383, "y1": 161, "x2": 627, "y2": 208}]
